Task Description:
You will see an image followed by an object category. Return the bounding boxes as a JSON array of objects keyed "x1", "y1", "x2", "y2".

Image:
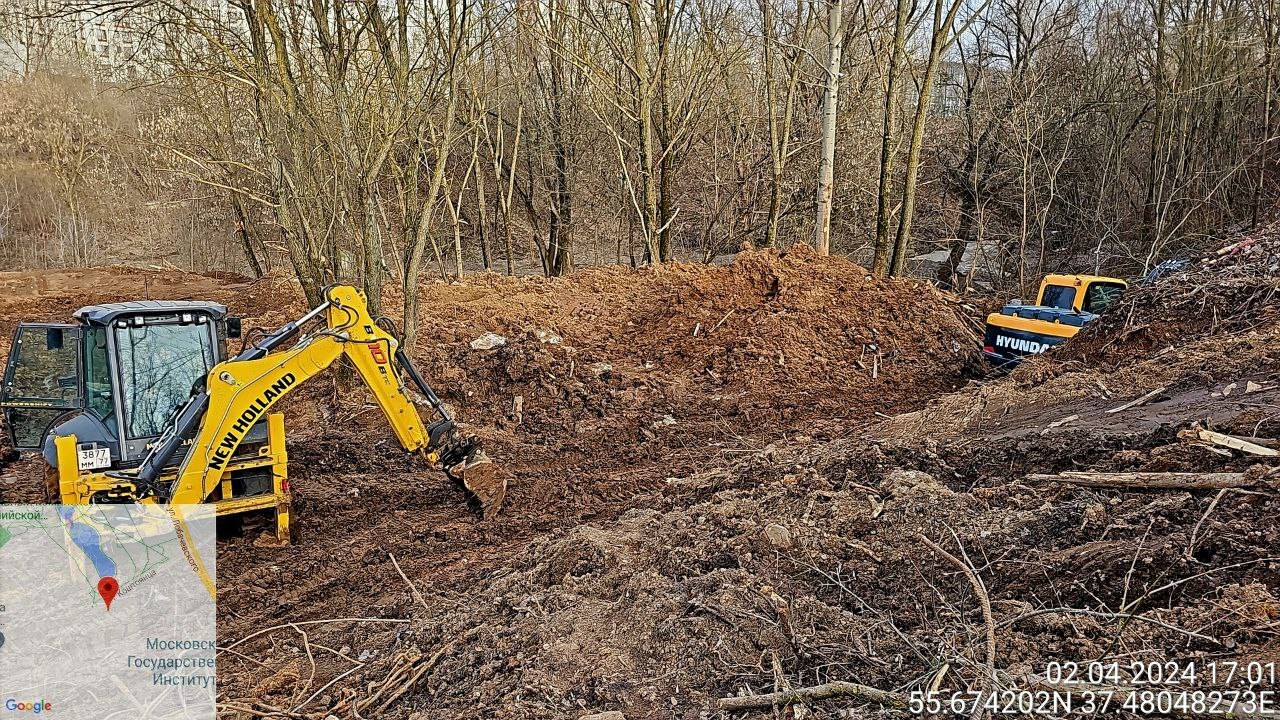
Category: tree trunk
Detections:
[
  {"x1": 503, "y1": 108, "x2": 523, "y2": 276},
  {"x1": 656, "y1": 0, "x2": 675, "y2": 262},
  {"x1": 550, "y1": 143, "x2": 573, "y2": 275},
  {"x1": 403, "y1": 85, "x2": 458, "y2": 350},
  {"x1": 361, "y1": 189, "x2": 384, "y2": 315},
  {"x1": 476, "y1": 146, "x2": 491, "y2": 271},
  {"x1": 889, "y1": 0, "x2": 974, "y2": 277},
  {"x1": 1252, "y1": 0, "x2": 1278, "y2": 227},
  {"x1": 938, "y1": 189, "x2": 975, "y2": 290},
  {"x1": 230, "y1": 195, "x2": 264, "y2": 278},
  {"x1": 872, "y1": 0, "x2": 911, "y2": 275},
  {"x1": 760, "y1": 0, "x2": 781, "y2": 248},
  {"x1": 1142, "y1": 0, "x2": 1168, "y2": 259},
  {"x1": 889, "y1": 49, "x2": 944, "y2": 276},
  {"x1": 627, "y1": 0, "x2": 661, "y2": 264},
  {"x1": 548, "y1": 17, "x2": 574, "y2": 276}
]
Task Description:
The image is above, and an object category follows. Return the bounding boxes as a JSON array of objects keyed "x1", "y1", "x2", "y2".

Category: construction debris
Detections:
[{"x1": 469, "y1": 331, "x2": 508, "y2": 350}]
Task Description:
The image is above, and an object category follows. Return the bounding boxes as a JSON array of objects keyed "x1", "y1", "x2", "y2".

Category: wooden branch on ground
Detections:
[
  {"x1": 1027, "y1": 471, "x2": 1271, "y2": 490},
  {"x1": 918, "y1": 532, "x2": 996, "y2": 708},
  {"x1": 1105, "y1": 385, "x2": 1167, "y2": 414},
  {"x1": 223, "y1": 617, "x2": 411, "y2": 651},
  {"x1": 388, "y1": 552, "x2": 429, "y2": 609},
  {"x1": 719, "y1": 680, "x2": 907, "y2": 711},
  {"x1": 1185, "y1": 488, "x2": 1232, "y2": 560},
  {"x1": 365, "y1": 626, "x2": 482, "y2": 715},
  {"x1": 1194, "y1": 429, "x2": 1278, "y2": 457},
  {"x1": 996, "y1": 606, "x2": 1219, "y2": 644}
]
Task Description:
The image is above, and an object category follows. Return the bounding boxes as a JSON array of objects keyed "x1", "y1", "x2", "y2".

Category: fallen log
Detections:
[
  {"x1": 1028, "y1": 469, "x2": 1274, "y2": 490},
  {"x1": 719, "y1": 681, "x2": 907, "y2": 712},
  {"x1": 1194, "y1": 428, "x2": 1278, "y2": 457}
]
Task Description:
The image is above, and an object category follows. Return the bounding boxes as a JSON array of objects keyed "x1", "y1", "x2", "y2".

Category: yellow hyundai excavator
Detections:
[
  {"x1": 0, "y1": 285, "x2": 505, "y2": 543},
  {"x1": 982, "y1": 274, "x2": 1128, "y2": 364}
]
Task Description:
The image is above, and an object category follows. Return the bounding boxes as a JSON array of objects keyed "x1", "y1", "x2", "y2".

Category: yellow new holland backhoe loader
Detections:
[{"x1": 0, "y1": 285, "x2": 504, "y2": 543}]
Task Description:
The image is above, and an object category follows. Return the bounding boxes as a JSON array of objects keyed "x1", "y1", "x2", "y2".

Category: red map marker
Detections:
[{"x1": 98, "y1": 576, "x2": 119, "y2": 611}]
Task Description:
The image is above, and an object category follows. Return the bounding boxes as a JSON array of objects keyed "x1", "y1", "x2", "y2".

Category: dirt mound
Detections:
[
  {"x1": 413, "y1": 247, "x2": 979, "y2": 465},
  {"x1": 0, "y1": 250, "x2": 981, "y2": 450}
]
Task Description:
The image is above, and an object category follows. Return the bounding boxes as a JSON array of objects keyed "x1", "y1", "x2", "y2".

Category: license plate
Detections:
[{"x1": 77, "y1": 447, "x2": 111, "y2": 470}]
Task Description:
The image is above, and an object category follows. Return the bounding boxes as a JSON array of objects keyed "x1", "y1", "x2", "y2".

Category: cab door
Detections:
[{"x1": 0, "y1": 324, "x2": 82, "y2": 449}]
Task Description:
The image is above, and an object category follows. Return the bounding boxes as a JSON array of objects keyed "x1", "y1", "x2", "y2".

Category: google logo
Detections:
[{"x1": 4, "y1": 699, "x2": 52, "y2": 713}]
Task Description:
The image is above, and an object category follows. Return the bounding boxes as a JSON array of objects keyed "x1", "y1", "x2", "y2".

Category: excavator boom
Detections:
[{"x1": 131, "y1": 285, "x2": 505, "y2": 517}]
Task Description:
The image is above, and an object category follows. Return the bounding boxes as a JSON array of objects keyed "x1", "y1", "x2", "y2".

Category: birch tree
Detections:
[{"x1": 812, "y1": 0, "x2": 843, "y2": 255}]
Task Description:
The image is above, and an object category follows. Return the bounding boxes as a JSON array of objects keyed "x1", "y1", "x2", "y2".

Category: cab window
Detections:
[
  {"x1": 1082, "y1": 282, "x2": 1125, "y2": 313},
  {"x1": 1040, "y1": 284, "x2": 1077, "y2": 310},
  {"x1": 115, "y1": 321, "x2": 214, "y2": 439},
  {"x1": 1, "y1": 324, "x2": 80, "y2": 448},
  {"x1": 83, "y1": 326, "x2": 114, "y2": 421}
]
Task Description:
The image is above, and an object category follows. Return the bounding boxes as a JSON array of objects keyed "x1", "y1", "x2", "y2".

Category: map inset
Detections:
[{"x1": 0, "y1": 504, "x2": 216, "y2": 720}]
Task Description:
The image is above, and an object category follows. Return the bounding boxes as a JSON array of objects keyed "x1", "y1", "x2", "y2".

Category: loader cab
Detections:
[{"x1": 1, "y1": 302, "x2": 235, "y2": 469}]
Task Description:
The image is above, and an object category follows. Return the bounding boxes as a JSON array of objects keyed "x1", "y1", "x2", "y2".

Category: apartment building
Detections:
[{"x1": 2, "y1": 0, "x2": 245, "y2": 79}]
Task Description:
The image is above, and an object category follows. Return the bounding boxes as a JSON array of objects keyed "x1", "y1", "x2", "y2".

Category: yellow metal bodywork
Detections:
[
  {"x1": 52, "y1": 286, "x2": 433, "y2": 545},
  {"x1": 55, "y1": 411, "x2": 293, "y2": 543},
  {"x1": 1035, "y1": 274, "x2": 1128, "y2": 312},
  {"x1": 171, "y1": 285, "x2": 431, "y2": 505},
  {"x1": 985, "y1": 311, "x2": 1079, "y2": 339}
]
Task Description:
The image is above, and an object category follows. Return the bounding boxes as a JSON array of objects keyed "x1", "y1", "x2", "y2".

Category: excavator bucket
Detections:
[
  {"x1": 451, "y1": 448, "x2": 506, "y2": 519},
  {"x1": 429, "y1": 420, "x2": 506, "y2": 519},
  {"x1": 399, "y1": 350, "x2": 507, "y2": 518}
]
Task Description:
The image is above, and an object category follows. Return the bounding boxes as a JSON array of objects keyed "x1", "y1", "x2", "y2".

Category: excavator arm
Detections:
[{"x1": 127, "y1": 285, "x2": 504, "y2": 517}]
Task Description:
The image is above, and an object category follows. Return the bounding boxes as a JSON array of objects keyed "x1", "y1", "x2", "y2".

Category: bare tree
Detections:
[
  {"x1": 812, "y1": 0, "x2": 843, "y2": 255},
  {"x1": 7, "y1": 0, "x2": 1276, "y2": 295}
]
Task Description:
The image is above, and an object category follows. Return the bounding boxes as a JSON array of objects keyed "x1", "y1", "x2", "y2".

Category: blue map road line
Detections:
[{"x1": 59, "y1": 507, "x2": 118, "y2": 579}]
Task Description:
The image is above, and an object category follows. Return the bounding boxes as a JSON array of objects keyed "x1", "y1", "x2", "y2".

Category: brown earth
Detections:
[{"x1": 0, "y1": 244, "x2": 1276, "y2": 719}]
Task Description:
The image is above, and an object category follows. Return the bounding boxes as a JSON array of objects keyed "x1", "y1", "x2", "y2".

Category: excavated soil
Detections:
[{"x1": 1, "y1": 244, "x2": 1277, "y2": 719}]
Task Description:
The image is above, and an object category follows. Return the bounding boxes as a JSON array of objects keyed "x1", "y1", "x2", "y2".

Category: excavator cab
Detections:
[
  {"x1": 3, "y1": 301, "x2": 293, "y2": 540},
  {"x1": 0, "y1": 303, "x2": 283, "y2": 519},
  {"x1": 982, "y1": 274, "x2": 1128, "y2": 363}
]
